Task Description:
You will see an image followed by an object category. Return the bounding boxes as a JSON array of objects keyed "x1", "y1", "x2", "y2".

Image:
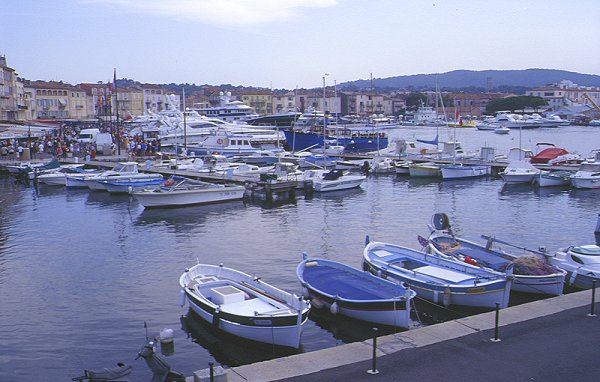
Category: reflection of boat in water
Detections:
[
  {"x1": 134, "y1": 201, "x2": 242, "y2": 229},
  {"x1": 180, "y1": 311, "x2": 298, "y2": 367}
]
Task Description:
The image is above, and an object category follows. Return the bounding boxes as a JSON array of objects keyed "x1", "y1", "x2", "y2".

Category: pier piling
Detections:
[
  {"x1": 490, "y1": 302, "x2": 501, "y2": 342},
  {"x1": 589, "y1": 280, "x2": 597, "y2": 317},
  {"x1": 367, "y1": 327, "x2": 379, "y2": 375}
]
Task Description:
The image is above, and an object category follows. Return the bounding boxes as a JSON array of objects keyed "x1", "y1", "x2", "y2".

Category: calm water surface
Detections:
[{"x1": 1, "y1": 126, "x2": 599, "y2": 381}]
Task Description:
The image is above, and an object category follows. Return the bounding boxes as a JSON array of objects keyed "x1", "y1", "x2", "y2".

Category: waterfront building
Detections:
[
  {"x1": 0, "y1": 55, "x2": 18, "y2": 121},
  {"x1": 79, "y1": 82, "x2": 115, "y2": 120},
  {"x1": 115, "y1": 87, "x2": 145, "y2": 119},
  {"x1": 142, "y1": 84, "x2": 170, "y2": 113},
  {"x1": 526, "y1": 80, "x2": 600, "y2": 113},
  {"x1": 29, "y1": 80, "x2": 77, "y2": 120},
  {"x1": 340, "y1": 91, "x2": 391, "y2": 116},
  {"x1": 295, "y1": 90, "x2": 341, "y2": 115},
  {"x1": 272, "y1": 91, "x2": 297, "y2": 113},
  {"x1": 236, "y1": 89, "x2": 272, "y2": 116}
]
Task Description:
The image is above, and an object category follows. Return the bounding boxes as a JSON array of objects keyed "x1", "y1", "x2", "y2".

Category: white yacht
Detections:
[{"x1": 191, "y1": 91, "x2": 259, "y2": 123}]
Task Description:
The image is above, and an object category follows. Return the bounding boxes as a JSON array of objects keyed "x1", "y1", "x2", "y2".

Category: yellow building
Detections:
[
  {"x1": 30, "y1": 81, "x2": 76, "y2": 120},
  {"x1": 236, "y1": 90, "x2": 272, "y2": 115}
]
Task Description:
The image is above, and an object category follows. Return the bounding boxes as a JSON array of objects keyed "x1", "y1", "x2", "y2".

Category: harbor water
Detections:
[{"x1": 1, "y1": 125, "x2": 599, "y2": 381}]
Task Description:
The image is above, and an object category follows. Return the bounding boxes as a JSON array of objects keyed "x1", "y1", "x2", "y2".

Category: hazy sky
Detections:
[{"x1": 2, "y1": 0, "x2": 599, "y2": 89}]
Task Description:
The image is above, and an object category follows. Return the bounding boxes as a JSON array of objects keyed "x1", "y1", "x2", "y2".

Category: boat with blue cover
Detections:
[
  {"x1": 296, "y1": 254, "x2": 415, "y2": 328},
  {"x1": 426, "y1": 213, "x2": 566, "y2": 296},
  {"x1": 102, "y1": 177, "x2": 166, "y2": 194},
  {"x1": 284, "y1": 127, "x2": 388, "y2": 152},
  {"x1": 363, "y1": 238, "x2": 513, "y2": 309}
]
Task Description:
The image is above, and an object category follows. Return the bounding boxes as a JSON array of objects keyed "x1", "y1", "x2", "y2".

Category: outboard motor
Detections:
[{"x1": 137, "y1": 341, "x2": 186, "y2": 382}]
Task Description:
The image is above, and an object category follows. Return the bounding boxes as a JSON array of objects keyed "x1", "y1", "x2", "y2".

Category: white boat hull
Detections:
[
  {"x1": 313, "y1": 177, "x2": 364, "y2": 192},
  {"x1": 570, "y1": 177, "x2": 600, "y2": 189},
  {"x1": 535, "y1": 172, "x2": 571, "y2": 187},
  {"x1": 408, "y1": 163, "x2": 440, "y2": 178},
  {"x1": 500, "y1": 172, "x2": 537, "y2": 184},
  {"x1": 441, "y1": 165, "x2": 490, "y2": 179},
  {"x1": 133, "y1": 186, "x2": 245, "y2": 208}
]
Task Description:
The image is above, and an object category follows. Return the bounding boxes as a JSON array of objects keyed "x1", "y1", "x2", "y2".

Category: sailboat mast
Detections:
[{"x1": 182, "y1": 87, "x2": 187, "y2": 151}]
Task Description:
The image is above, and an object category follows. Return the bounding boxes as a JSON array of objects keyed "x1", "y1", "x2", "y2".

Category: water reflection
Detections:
[
  {"x1": 498, "y1": 183, "x2": 535, "y2": 196},
  {"x1": 407, "y1": 178, "x2": 441, "y2": 189},
  {"x1": 86, "y1": 191, "x2": 133, "y2": 208},
  {"x1": 180, "y1": 311, "x2": 298, "y2": 367},
  {"x1": 307, "y1": 307, "x2": 400, "y2": 343},
  {"x1": 533, "y1": 187, "x2": 569, "y2": 198},
  {"x1": 568, "y1": 188, "x2": 600, "y2": 209},
  {"x1": 134, "y1": 202, "x2": 244, "y2": 229}
]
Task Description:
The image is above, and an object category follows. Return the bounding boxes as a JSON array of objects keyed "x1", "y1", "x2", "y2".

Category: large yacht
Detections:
[{"x1": 191, "y1": 91, "x2": 259, "y2": 123}]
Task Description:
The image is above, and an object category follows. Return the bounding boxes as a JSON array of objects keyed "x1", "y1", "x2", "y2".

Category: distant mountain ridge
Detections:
[{"x1": 341, "y1": 69, "x2": 600, "y2": 91}]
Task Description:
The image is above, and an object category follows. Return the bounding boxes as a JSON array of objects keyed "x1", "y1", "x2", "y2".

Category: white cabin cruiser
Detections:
[
  {"x1": 570, "y1": 159, "x2": 600, "y2": 189},
  {"x1": 547, "y1": 245, "x2": 600, "y2": 289}
]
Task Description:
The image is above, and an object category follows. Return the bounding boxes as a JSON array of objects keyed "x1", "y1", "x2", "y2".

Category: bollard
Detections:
[
  {"x1": 209, "y1": 361, "x2": 214, "y2": 382},
  {"x1": 490, "y1": 302, "x2": 501, "y2": 342},
  {"x1": 589, "y1": 280, "x2": 597, "y2": 317},
  {"x1": 367, "y1": 327, "x2": 379, "y2": 375}
]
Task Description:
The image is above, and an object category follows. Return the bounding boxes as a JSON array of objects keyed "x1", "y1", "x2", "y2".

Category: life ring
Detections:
[{"x1": 217, "y1": 138, "x2": 224, "y2": 144}]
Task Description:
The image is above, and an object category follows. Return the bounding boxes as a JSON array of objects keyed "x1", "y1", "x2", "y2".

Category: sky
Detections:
[{"x1": 1, "y1": 0, "x2": 599, "y2": 89}]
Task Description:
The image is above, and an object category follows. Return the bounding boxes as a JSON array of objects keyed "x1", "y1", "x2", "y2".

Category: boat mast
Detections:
[
  {"x1": 323, "y1": 73, "x2": 329, "y2": 148},
  {"x1": 113, "y1": 68, "x2": 120, "y2": 155},
  {"x1": 183, "y1": 87, "x2": 187, "y2": 151}
]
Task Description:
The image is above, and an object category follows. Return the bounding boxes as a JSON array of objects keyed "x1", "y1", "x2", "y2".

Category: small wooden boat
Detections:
[
  {"x1": 408, "y1": 162, "x2": 441, "y2": 178},
  {"x1": 363, "y1": 239, "x2": 512, "y2": 309},
  {"x1": 547, "y1": 245, "x2": 600, "y2": 289},
  {"x1": 534, "y1": 170, "x2": 572, "y2": 188},
  {"x1": 426, "y1": 213, "x2": 565, "y2": 296},
  {"x1": 103, "y1": 177, "x2": 165, "y2": 194},
  {"x1": 296, "y1": 255, "x2": 416, "y2": 329},
  {"x1": 132, "y1": 177, "x2": 245, "y2": 208},
  {"x1": 179, "y1": 263, "x2": 310, "y2": 348}
]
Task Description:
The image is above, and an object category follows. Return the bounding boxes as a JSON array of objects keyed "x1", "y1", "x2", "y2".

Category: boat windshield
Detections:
[{"x1": 571, "y1": 246, "x2": 600, "y2": 256}]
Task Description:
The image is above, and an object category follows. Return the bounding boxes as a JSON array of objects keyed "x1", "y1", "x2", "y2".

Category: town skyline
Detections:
[{"x1": 2, "y1": 0, "x2": 599, "y2": 89}]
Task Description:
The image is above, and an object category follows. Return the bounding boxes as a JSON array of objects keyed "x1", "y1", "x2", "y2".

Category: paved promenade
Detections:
[{"x1": 213, "y1": 289, "x2": 599, "y2": 382}]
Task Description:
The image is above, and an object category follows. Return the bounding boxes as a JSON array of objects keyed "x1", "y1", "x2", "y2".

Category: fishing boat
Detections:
[
  {"x1": 65, "y1": 162, "x2": 142, "y2": 190},
  {"x1": 363, "y1": 238, "x2": 512, "y2": 309},
  {"x1": 132, "y1": 177, "x2": 245, "y2": 208},
  {"x1": 546, "y1": 245, "x2": 600, "y2": 289},
  {"x1": 296, "y1": 255, "x2": 415, "y2": 329},
  {"x1": 35, "y1": 164, "x2": 87, "y2": 186},
  {"x1": 425, "y1": 213, "x2": 565, "y2": 296},
  {"x1": 303, "y1": 169, "x2": 365, "y2": 192},
  {"x1": 179, "y1": 263, "x2": 310, "y2": 348},
  {"x1": 408, "y1": 162, "x2": 441, "y2": 178},
  {"x1": 534, "y1": 170, "x2": 572, "y2": 188},
  {"x1": 440, "y1": 164, "x2": 491, "y2": 180}
]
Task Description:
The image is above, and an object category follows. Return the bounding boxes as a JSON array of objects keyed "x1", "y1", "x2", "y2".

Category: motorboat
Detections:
[
  {"x1": 83, "y1": 162, "x2": 163, "y2": 191},
  {"x1": 370, "y1": 157, "x2": 397, "y2": 174},
  {"x1": 493, "y1": 126, "x2": 510, "y2": 135},
  {"x1": 570, "y1": 157, "x2": 600, "y2": 189},
  {"x1": 35, "y1": 164, "x2": 87, "y2": 186},
  {"x1": 546, "y1": 245, "x2": 600, "y2": 289},
  {"x1": 363, "y1": 238, "x2": 512, "y2": 309},
  {"x1": 499, "y1": 160, "x2": 541, "y2": 184},
  {"x1": 132, "y1": 177, "x2": 245, "y2": 208},
  {"x1": 179, "y1": 263, "x2": 310, "y2": 348},
  {"x1": 103, "y1": 177, "x2": 166, "y2": 194},
  {"x1": 184, "y1": 128, "x2": 284, "y2": 157},
  {"x1": 296, "y1": 255, "x2": 415, "y2": 329},
  {"x1": 408, "y1": 162, "x2": 441, "y2": 178},
  {"x1": 190, "y1": 91, "x2": 259, "y2": 123},
  {"x1": 534, "y1": 170, "x2": 572, "y2": 188},
  {"x1": 440, "y1": 164, "x2": 490, "y2": 180},
  {"x1": 530, "y1": 143, "x2": 582, "y2": 166},
  {"x1": 303, "y1": 169, "x2": 365, "y2": 192},
  {"x1": 425, "y1": 213, "x2": 565, "y2": 296},
  {"x1": 394, "y1": 160, "x2": 411, "y2": 175}
]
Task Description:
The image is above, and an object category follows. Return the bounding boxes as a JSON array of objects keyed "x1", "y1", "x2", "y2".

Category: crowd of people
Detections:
[{"x1": 0, "y1": 122, "x2": 162, "y2": 161}]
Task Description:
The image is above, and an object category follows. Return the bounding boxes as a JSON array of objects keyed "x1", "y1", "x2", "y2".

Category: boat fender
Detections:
[
  {"x1": 179, "y1": 289, "x2": 186, "y2": 307},
  {"x1": 569, "y1": 270, "x2": 578, "y2": 286},
  {"x1": 433, "y1": 290, "x2": 439, "y2": 304},
  {"x1": 443, "y1": 287, "x2": 452, "y2": 307},
  {"x1": 217, "y1": 139, "x2": 223, "y2": 144},
  {"x1": 464, "y1": 256, "x2": 478, "y2": 266},
  {"x1": 330, "y1": 301, "x2": 339, "y2": 315},
  {"x1": 302, "y1": 286, "x2": 310, "y2": 299},
  {"x1": 213, "y1": 308, "x2": 220, "y2": 327}
]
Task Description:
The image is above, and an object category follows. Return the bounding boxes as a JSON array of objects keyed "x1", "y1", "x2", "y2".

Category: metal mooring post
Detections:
[
  {"x1": 367, "y1": 327, "x2": 379, "y2": 374},
  {"x1": 589, "y1": 280, "x2": 597, "y2": 317},
  {"x1": 490, "y1": 302, "x2": 501, "y2": 342},
  {"x1": 209, "y1": 361, "x2": 214, "y2": 382}
]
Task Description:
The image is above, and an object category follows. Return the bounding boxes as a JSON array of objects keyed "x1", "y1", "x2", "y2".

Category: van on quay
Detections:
[{"x1": 78, "y1": 128, "x2": 101, "y2": 143}]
